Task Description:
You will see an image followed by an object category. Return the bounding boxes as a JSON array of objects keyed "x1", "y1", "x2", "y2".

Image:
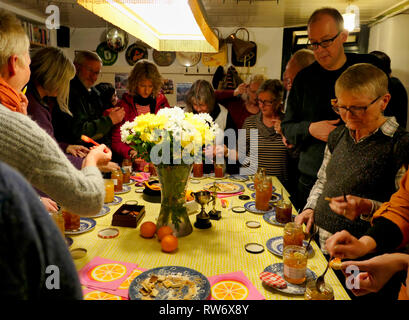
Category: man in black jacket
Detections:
[
  {"x1": 281, "y1": 7, "x2": 386, "y2": 210},
  {"x1": 53, "y1": 51, "x2": 124, "y2": 147}
]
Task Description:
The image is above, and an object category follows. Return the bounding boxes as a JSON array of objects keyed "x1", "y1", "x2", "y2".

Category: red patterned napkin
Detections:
[
  {"x1": 216, "y1": 191, "x2": 243, "y2": 199},
  {"x1": 208, "y1": 271, "x2": 265, "y2": 300},
  {"x1": 259, "y1": 271, "x2": 287, "y2": 289}
]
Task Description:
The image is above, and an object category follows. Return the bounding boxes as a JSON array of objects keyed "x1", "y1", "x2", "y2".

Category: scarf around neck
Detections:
[
  {"x1": 0, "y1": 77, "x2": 25, "y2": 113},
  {"x1": 254, "y1": 112, "x2": 280, "y2": 139}
]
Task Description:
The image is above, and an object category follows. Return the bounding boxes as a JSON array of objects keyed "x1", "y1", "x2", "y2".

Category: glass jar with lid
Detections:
[{"x1": 304, "y1": 280, "x2": 334, "y2": 300}]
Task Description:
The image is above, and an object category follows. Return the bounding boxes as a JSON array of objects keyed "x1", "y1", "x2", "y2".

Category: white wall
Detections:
[
  {"x1": 65, "y1": 27, "x2": 283, "y2": 106},
  {"x1": 368, "y1": 13, "x2": 409, "y2": 128}
]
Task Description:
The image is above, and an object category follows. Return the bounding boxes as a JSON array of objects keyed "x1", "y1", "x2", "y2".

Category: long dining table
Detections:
[{"x1": 70, "y1": 174, "x2": 351, "y2": 300}]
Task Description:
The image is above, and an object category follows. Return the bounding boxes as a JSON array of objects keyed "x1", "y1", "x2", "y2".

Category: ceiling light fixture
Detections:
[
  {"x1": 77, "y1": 0, "x2": 218, "y2": 53},
  {"x1": 342, "y1": 3, "x2": 360, "y2": 32}
]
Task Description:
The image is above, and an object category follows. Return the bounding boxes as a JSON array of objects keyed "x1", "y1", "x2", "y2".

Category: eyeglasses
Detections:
[
  {"x1": 257, "y1": 99, "x2": 275, "y2": 107},
  {"x1": 307, "y1": 31, "x2": 341, "y2": 51},
  {"x1": 331, "y1": 96, "x2": 381, "y2": 116},
  {"x1": 81, "y1": 65, "x2": 101, "y2": 76}
]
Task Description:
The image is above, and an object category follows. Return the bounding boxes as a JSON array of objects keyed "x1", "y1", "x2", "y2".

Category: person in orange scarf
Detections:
[
  {"x1": 326, "y1": 169, "x2": 409, "y2": 298},
  {"x1": 0, "y1": 9, "x2": 111, "y2": 216}
]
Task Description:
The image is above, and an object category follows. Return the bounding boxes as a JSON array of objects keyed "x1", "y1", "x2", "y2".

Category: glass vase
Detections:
[{"x1": 155, "y1": 163, "x2": 193, "y2": 237}]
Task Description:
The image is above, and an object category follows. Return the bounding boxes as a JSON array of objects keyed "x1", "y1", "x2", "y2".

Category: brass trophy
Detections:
[
  {"x1": 191, "y1": 190, "x2": 214, "y2": 229},
  {"x1": 208, "y1": 182, "x2": 221, "y2": 220}
]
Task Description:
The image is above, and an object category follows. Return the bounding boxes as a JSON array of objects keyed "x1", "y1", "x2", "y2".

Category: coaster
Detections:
[
  {"x1": 246, "y1": 221, "x2": 261, "y2": 228},
  {"x1": 125, "y1": 200, "x2": 139, "y2": 205},
  {"x1": 70, "y1": 248, "x2": 87, "y2": 259},
  {"x1": 232, "y1": 206, "x2": 246, "y2": 213},
  {"x1": 98, "y1": 228, "x2": 119, "y2": 239},
  {"x1": 245, "y1": 243, "x2": 264, "y2": 254},
  {"x1": 190, "y1": 179, "x2": 200, "y2": 184}
]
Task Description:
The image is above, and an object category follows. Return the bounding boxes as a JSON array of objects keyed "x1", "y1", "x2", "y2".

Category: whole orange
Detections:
[
  {"x1": 161, "y1": 234, "x2": 178, "y2": 253},
  {"x1": 140, "y1": 221, "x2": 156, "y2": 238},
  {"x1": 157, "y1": 226, "x2": 173, "y2": 241}
]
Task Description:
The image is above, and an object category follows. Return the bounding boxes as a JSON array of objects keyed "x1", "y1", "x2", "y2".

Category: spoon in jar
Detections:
[{"x1": 316, "y1": 256, "x2": 332, "y2": 292}]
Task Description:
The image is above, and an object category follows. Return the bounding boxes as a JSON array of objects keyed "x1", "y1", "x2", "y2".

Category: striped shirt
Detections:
[{"x1": 241, "y1": 114, "x2": 289, "y2": 185}]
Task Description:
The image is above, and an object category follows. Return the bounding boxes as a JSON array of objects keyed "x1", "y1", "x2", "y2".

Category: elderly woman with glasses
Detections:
[
  {"x1": 239, "y1": 79, "x2": 289, "y2": 186},
  {"x1": 296, "y1": 63, "x2": 409, "y2": 262}
]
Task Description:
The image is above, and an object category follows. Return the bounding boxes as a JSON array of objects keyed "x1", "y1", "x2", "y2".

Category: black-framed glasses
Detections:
[
  {"x1": 307, "y1": 31, "x2": 341, "y2": 50},
  {"x1": 331, "y1": 96, "x2": 381, "y2": 116},
  {"x1": 257, "y1": 99, "x2": 275, "y2": 107}
]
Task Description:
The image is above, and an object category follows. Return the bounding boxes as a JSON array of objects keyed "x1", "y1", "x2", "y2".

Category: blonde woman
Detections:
[
  {"x1": 27, "y1": 47, "x2": 88, "y2": 169},
  {"x1": 111, "y1": 60, "x2": 170, "y2": 165}
]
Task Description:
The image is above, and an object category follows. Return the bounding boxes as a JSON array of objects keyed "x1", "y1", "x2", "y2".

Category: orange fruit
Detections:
[
  {"x1": 140, "y1": 221, "x2": 157, "y2": 238},
  {"x1": 160, "y1": 234, "x2": 178, "y2": 253},
  {"x1": 157, "y1": 225, "x2": 173, "y2": 241},
  {"x1": 90, "y1": 263, "x2": 127, "y2": 282},
  {"x1": 211, "y1": 280, "x2": 249, "y2": 300},
  {"x1": 84, "y1": 290, "x2": 122, "y2": 300}
]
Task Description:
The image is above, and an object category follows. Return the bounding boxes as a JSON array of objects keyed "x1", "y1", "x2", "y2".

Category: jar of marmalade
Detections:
[
  {"x1": 283, "y1": 222, "x2": 304, "y2": 248},
  {"x1": 304, "y1": 280, "x2": 334, "y2": 300},
  {"x1": 283, "y1": 245, "x2": 307, "y2": 285},
  {"x1": 111, "y1": 169, "x2": 123, "y2": 192}
]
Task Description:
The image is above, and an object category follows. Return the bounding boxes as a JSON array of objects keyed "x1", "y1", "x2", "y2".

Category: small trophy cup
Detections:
[
  {"x1": 191, "y1": 190, "x2": 213, "y2": 229},
  {"x1": 208, "y1": 182, "x2": 221, "y2": 220}
]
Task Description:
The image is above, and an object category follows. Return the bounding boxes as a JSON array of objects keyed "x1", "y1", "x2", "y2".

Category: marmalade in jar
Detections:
[
  {"x1": 111, "y1": 169, "x2": 123, "y2": 192},
  {"x1": 283, "y1": 222, "x2": 304, "y2": 248},
  {"x1": 304, "y1": 280, "x2": 334, "y2": 300},
  {"x1": 283, "y1": 245, "x2": 307, "y2": 285}
]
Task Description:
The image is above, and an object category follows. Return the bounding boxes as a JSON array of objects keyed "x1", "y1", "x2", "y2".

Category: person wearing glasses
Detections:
[
  {"x1": 281, "y1": 7, "x2": 386, "y2": 211},
  {"x1": 295, "y1": 63, "x2": 409, "y2": 299},
  {"x1": 239, "y1": 79, "x2": 288, "y2": 185},
  {"x1": 52, "y1": 50, "x2": 125, "y2": 149}
]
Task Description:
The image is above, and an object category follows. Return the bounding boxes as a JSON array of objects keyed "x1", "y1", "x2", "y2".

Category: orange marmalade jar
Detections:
[
  {"x1": 283, "y1": 222, "x2": 304, "y2": 248},
  {"x1": 283, "y1": 245, "x2": 308, "y2": 285},
  {"x1": 111, "y1": 169, "x2": 123, "y2": 192}
]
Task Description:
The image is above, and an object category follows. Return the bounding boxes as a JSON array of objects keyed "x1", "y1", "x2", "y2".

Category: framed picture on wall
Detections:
[
  {"x1": 115, "y1": 73, "x2": 128, "y2": 99},
  {"x1": 162, "y1": 79, "x2": 174, "y2": 95},
  {"x1": 176, "y1": 83, "x2": 192, "y2": 108}
]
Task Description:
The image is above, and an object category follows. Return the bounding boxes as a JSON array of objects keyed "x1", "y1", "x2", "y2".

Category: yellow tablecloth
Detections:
[{"x1": 71, "y1": 176, "x2": 351, "y2": 300}]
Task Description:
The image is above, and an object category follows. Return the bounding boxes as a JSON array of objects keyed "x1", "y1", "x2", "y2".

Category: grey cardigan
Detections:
[{"x1": 0, "y1": 104, "x2": 104, "y2": 216}]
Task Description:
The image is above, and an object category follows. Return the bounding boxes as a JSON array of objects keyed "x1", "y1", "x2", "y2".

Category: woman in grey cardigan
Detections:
[{"x1": 0, "y1": 10, "x2": 109, "y2": 216}]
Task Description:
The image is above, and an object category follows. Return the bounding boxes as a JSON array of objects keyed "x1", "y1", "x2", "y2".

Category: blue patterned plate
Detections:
[
  {"x1": 105, "y1": 196, "x2": 122, "y2": 206},
  {"x1": 251, "y1": 192, "x2": 282, "y2": 202},
  {"x1": 229, "y1": 175, "x2": 249, "y2": 182},
  {"x1": 263, "y1": 210, "x2": 296, "y2": 227},
  {"x1": 65, "y1": 236, "x2": 73, "y2": 247},
  {"x1": 87, "y1": 205, "x2": 110, "y2": 218},
  {"x1": 266, "y1": 236, "x2": 314, "y2": 257},
  {"x1": 129, "y1": 266, "x2": 211, "y2": 300},
  {"x1": 115, "y1": 184, "x2": 131, "y2": 194},
  {"x1": 243, "y1": 201, "x2": 275, "y2": 214},
  {"x1": 247, "y1": 183, "x2": 276, "y2": 193},
  {"x1": 246, "y1": 183, "x2": 255, "y2": 191},
  {"x1": 263, "y1": 263, "x2": 316, "y2": 295},
  {"x1": 64, "y1": 218, "x2": 96, "y2": 235}
]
